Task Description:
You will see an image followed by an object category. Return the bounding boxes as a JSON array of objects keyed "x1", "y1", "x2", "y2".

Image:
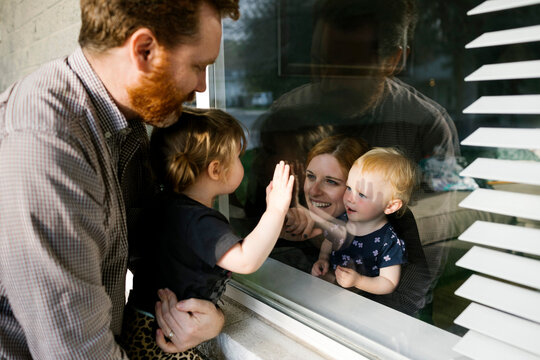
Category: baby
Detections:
[{"x1": 312, "y1": 147, "x2": 416, "y2": 295}]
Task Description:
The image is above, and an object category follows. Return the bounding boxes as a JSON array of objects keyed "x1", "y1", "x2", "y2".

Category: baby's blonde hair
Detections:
[
  {"x1": 353, "y1": 147, "x2": 416, "y2": 216},
  {"x1": 150, "y1": 107, "x2": 247, "y2": 193}
]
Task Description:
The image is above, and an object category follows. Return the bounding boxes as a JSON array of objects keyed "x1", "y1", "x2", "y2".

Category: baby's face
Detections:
[{"x1": 343, "y1": 166, "x2": 393, "y2": 223}]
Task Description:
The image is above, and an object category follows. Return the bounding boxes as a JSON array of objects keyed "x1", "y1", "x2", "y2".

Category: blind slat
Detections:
[
  {"x1": 465, "y1": 60, "x2": 540, "y2": 81},
  {"x1": 453, "y1": 330, "x2": 540, "y2": 360},
  {"x1": 456, "y1": 246, "x2": 540, "y2": 289},
  {"x1": 455, "y1": 274, "x2": 540, "y2": 323},
  {"x1": 461, "y1": 128, "x2": 540, "y2": 149},
  {"x1": 459, "y1": 221, "x2": 540, "y2": 256},
  {"x1": 468, "y1": 0, "x2": 540, "y2": 15},
  {"x1": 463, "y1": 95, "x2": 540, "y2": 114},
  {"x1": 455, "y1": 303, "x2": 540, "y2": 355},
  {"x1": 460, "y1": 158, "x2": 540, "y2": 186},
  {"x1": 466, "y1": 25, "x2": 540, "y2": 48},
  {"x1": 459, "y1": 188, "x2": 540, "y2": 221}
]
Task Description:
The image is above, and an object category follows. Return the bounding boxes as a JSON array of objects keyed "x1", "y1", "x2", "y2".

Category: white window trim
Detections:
[{"x1": 228, "y1": 258, "x2": 462, "y2": 360}]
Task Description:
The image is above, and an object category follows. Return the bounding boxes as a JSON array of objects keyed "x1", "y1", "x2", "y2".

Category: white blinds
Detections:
[
  {"x1": 453, "y1": 2, "x2": 540, "y2": 359},
  {"x1": 468, "y1": 0, "x2": 540, "y2": 15}
]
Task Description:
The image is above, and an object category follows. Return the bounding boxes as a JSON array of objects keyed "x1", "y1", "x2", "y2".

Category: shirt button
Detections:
[{"x1": 104, "y1": 131, "x2": 112, "y2": 138}]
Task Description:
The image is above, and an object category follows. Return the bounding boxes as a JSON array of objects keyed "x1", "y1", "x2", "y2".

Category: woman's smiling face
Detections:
[{"x1": 303, "y1": 153, "x2": 348, "y2": 218}]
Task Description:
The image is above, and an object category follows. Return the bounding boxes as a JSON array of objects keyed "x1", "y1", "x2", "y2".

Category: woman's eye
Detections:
[
  {"x1": 358, "y1": 193, "x2": 367, "y2": 199},
  {"x1": 306, "y1": 173, "x2": 316, "y2": 181},
  {"x1": 345, "y1": 186, "x2": 351, "y2": 192},
  {"x1": 326, "y1": 179, "x2": 338, "y2": 186}
]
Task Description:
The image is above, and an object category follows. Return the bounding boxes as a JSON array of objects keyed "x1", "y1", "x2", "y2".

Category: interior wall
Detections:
[{"x1": 0, "y1": 0, "x2": 80, "y2": 91}]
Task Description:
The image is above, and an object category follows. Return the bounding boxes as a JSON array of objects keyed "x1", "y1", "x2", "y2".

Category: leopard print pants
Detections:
[{"x1": 118, "y1": 306, "x2": 209, "y2": 360}]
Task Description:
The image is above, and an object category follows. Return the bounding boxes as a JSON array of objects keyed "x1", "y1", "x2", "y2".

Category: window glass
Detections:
[{"x1": 221, "y1": 0, "x2": 540, "y2": 341}]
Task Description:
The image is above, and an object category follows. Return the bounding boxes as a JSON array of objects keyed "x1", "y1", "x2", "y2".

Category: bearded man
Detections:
[{"x1": 0, "y1": 0, "x2": 239, "y2": 358}]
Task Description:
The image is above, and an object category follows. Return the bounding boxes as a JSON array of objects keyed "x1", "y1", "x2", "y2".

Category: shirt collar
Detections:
[{"x1": 67, "y1": 46, "x2": 129, "y2": 137}]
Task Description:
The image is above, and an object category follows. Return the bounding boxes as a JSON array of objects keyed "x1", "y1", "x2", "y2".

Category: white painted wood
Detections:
[
  {"x1": 459, "y1": 221, "x2": 540, "y2": 256},
  {"x1": 465, "y1": 60, "x2": 540, "y2": 81},
  {"x1": 461, "y1": 128, "x2": 540, "y2": 150},
  {"x1": 456, "y1": 246, "x2": 540, "y2": 289},
  {"x1": 468, "y1": 0, "x2": 540, "y2": 16},
  {"x1": 455, "y1": 303, "x2": 540, "y2": 355},
  {"x1": 453, "y1": 330, "x2": 540, "y2": 360},
  {"x1": 463, "y1": 95, "x2": 540, "y2": 114},
  {"x1": 230, "y1": 258, "x2": 462, "y2": 360},
  {"x1": 460, "y1": 158, "x2": 540, "y2": 186},
  {"x1": 459, "y1": 188, "x2": 540, "y2": 221},
  {"x1": 465, "y1": 25, "x2": 540, "y2": 48},
  {"x1": 455, "y1": 274, "x2": 540, "y2": 323},
  {"x1": 225, "y1": 286, "x2": 370, "y2": 360}
]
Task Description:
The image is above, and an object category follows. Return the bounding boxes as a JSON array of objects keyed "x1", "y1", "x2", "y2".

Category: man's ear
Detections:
[
  {"x1": 384, "y1": 199, "x2": 403, "y2": 215},
  {"x1": 382, "y1": 47, "x2": 404, "y2": 77},
  {"x1": 207, "y1": 160, "x2": 222, "y2": 181},
  {"x1": 128, "y1": 28, "x2": 162, "y2": 73}
]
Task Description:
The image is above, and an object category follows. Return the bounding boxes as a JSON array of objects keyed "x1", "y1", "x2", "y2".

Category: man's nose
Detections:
[{"x1": 195, "y1": 68, "x2": 207, "y2": 93}]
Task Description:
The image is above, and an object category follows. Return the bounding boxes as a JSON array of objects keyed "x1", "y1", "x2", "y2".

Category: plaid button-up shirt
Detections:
[{"x1": 0, "y1": 47, "x2": 150, "y2": 359}]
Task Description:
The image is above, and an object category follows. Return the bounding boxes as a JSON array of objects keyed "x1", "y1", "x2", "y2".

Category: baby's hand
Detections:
[
  {"x1": 311, "y1": 259, "x2": 329, "y2": 277},
  {"x1": 335, "y1": 266, "x2": 361, "y2": 288},
  {"x1": 265, "y1": 161, "x2": 294, "y2": 216}
]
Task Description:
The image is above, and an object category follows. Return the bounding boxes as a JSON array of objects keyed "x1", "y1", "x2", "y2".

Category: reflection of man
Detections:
[
  {"x1": 247, "y1": 0, "x2": 452, "y2": 317},
  {"x1": 272, "y1": 0, "x2": 460, "y2": 165},
  {"x1": 0, "y1": 0, "x2": 239, "y2": 357}
]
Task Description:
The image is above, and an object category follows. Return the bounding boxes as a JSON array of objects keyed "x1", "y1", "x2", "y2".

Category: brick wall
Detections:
[{"x1": 0, "y1": 0, "x2": 80, "y2": 91}]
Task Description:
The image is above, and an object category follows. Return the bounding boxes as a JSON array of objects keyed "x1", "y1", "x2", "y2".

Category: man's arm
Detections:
[{"x1": 0, "y1": 130, "x2": 127, "y2": 358}]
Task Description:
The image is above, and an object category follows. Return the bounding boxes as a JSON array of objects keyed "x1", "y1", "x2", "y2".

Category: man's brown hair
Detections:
[{"x1": 79, "y1": 0, "x2": 240, "y2": 53}]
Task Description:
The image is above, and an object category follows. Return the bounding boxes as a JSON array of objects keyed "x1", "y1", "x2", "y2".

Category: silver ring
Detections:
[{"x1": 168, "y1": 330, "x2": 175, "y2": 339}]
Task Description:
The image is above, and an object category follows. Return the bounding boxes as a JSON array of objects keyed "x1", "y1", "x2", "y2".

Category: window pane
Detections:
[{"x1": 221, "y1": 0, "x2": 540, "y2": 345}]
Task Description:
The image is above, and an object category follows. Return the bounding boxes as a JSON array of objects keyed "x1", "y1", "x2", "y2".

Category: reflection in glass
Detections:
[{"x1": 222, "y1": 0, "x2": 540, "y2": 340}]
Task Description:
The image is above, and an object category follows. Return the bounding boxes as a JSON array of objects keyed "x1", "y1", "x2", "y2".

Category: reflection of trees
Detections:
[
  {"x1": 226, "y1": 0, "x2": 540, "y2": 125},
  {"x1": 225, "y1": 0, "x2": 310, "y2": 101},
  {"x1": 413, "y1": 0, "x2": 540, "y2": 132}
]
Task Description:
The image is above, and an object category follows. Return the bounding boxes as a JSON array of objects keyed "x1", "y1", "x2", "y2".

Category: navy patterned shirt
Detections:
[{"x1": 330, "y1": 223, "x2": 406, "y2": 277}]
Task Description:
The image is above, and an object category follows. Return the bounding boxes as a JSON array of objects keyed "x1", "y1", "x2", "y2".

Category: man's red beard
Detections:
[{"x1": 127, "y1": 53, "x2": 195, "y2": 128}]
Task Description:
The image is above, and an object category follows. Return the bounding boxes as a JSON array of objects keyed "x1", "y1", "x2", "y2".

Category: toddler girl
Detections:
[{"x1": 121, "y1": 108, "x2": 294, "y2": 359}]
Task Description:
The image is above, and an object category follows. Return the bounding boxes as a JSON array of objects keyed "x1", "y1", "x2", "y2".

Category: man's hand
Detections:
[
  {"x1": 335, "y1": 266, "x2": 361, "y2": 289},
  {"x1": 154, "y1": 289, "x2": 224, "y2": 353}
]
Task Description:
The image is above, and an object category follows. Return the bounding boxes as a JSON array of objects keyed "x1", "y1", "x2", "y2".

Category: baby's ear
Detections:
[
  {"x1": 207, "y1": 160, "x2": 221, "y2": 180},
  {"x1": 384, "y1": 199, "x2": 403, "y2": 215}
]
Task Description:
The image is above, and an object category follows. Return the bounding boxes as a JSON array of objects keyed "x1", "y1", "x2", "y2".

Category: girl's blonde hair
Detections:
[
  {"x1": 150, "y1": 107, "x2": 247, "y2": 193},
  {"x1": 354, "y1": 147, "x2": 417, "y2": 216}
]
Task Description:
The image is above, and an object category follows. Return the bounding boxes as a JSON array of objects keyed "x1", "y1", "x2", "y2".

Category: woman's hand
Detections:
[
  {"x1": 311, "y1": 259, "x2": 330, "y2": 277},
  {"x1": 282, "y1": 206, "x2": 317, "y2": 240},
  {"x1": 154, "y1": 289, "x2": 224, "y2": 353}
]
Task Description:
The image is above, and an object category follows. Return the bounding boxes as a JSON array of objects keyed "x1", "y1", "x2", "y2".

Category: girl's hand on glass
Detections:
[
  {"x1": 265, "y1": 161, "x2": 295, "y2": 216},
  {"x1": 335, "y1": 266, "x2": 361, "y2": 288},
  {"x1": 311, "y1": 259, "x2": 329, "y2": 277}
]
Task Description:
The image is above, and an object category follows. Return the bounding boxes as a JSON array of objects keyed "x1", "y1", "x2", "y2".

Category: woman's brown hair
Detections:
[{"x1": 306, "y1": 134, "x2": 370, "y2": 176}]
